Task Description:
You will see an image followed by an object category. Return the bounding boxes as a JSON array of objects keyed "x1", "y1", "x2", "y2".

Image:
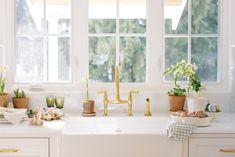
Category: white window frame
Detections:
[{"x1": 2, "y1": 0, "x2": 230, "y2": 93}]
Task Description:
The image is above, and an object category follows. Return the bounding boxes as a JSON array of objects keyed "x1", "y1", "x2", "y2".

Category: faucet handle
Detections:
[
  {"x1": 144, "y1": 97, "x2": 152, "y2": 116},
  {"x1": 129, "y1": 90, "x2": 139, "y2": 95},
  {"x1": 97, "y1": 90, "x2": 108, "y2": 116}
]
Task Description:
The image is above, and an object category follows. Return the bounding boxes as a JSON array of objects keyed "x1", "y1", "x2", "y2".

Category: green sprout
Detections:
[{"x1": 14, "y1": 88, "x2": 27, "y2": 98}]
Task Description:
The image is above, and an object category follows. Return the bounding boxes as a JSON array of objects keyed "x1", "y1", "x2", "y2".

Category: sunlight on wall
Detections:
[
  {"x1": 89, "y1": 0, "x2": 146, "y2": 19},
  {"x1": 164, "y1": 0, "x2": 187, "y2": 30}
]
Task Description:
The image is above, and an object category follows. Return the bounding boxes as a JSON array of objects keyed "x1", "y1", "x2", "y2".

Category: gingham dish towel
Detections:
[{"x1": 167, "y1": 123, "x2": 195, "y2": 142}]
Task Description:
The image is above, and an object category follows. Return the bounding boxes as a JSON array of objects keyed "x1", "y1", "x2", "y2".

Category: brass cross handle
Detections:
[
  {"x1": 0, "y1": 149, "x2": 18, "y2": 153},
  {"x1": 220, "y1": 149, "x2": 235, "y2": 153}
]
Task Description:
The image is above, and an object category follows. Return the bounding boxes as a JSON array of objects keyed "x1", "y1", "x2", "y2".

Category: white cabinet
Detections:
[
  {"x1": 0, "y1": 138, "x2": 49, "y2": 157},
  {"x1": 60, "y1": 134, "x2": 183, "y2": 157},
  {"x1": 189, "y1": 138, "x2": 235, "y2": 157}
]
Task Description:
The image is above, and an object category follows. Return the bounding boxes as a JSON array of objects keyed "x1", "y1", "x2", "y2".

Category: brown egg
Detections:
[
  {"x1": 180, "y1": 112, "x2": 187, "y2": 117},
  {"x1": 187, "y1": 112, "x2": 196, "y2": 117}
]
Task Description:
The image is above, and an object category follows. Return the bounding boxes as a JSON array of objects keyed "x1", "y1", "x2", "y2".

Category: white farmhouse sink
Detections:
[
  {"x1": 62, "y1": 116, "x2": 168, "y2": 134},
  {"x1": 59, "y1": 115, "x2": 183, "y2": 157}
]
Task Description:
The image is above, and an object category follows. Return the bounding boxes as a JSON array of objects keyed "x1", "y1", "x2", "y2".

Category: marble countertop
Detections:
[
  {"x1": 0, "y1": 113, "x2": 234, "y2": 137},
  {"x1": 193, "y1": 113, "x2": 235, "y2": 134}
]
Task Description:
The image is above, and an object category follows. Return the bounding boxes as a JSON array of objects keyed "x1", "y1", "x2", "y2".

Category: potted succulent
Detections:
[
  {"x1": 0, "y1": 66, "x2": 8, "y2": 107},
  {"x1": 82, "y1": 77, "x2": 95, "y2": 116},
  {"x1": 12, "y1": 88, "x2": 29, "y2": 109},
  {"x1": 163, "y1": 60, "x2": 201, "y2": 111}
]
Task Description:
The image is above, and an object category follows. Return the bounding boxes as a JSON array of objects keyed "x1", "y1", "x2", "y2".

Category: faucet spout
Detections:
[
  {"x1": 98, "y1": 65, "x2": 138, "y2": 116},
  {"x1": 115, "y1": 65, "x2": 120, "y2": 100}
]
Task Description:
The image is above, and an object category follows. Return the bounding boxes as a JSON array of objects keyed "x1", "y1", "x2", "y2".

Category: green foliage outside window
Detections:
[{"x1": 89, "y1": 19, "x2": 146, "y2": 82}]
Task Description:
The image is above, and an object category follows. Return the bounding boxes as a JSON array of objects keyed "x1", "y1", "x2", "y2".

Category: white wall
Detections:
[
  {"x1": 0, "y1": 0, "x2": 6, "y2": 66},
  {"x1": 228, "y1": 0, "x2": 235, "y2": 112},
  {"x1": 0, "y1": 0, "x2": 234, "y2": 114}
]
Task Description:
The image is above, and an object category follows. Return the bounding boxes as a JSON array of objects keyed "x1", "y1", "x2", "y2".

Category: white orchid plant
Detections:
[
  {"x1": 0, "y1": 66, "x2": 7, "y2": 95},
  {"x1": 163, "y1": 60, "x2": 201, "y2": 96}
]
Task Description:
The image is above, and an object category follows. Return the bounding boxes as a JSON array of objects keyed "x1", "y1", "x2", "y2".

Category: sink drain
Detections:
[{"x1": 115, "y1": 128, "x2": 122, "y2": 133}]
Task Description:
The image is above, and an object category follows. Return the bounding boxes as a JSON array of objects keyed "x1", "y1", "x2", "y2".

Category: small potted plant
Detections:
[
  {"x1": 163, "y1": 60, "x2": 201, "y2": 111},
  {"x1": 82, "y1": 77, "x2": 95, "y2": 116},
  {"x1": 0, "y1": 66, "x2": 8, "y2": 107},
  {"x1": 12, "y1": 88, "x2": 29, "y2": 109}
]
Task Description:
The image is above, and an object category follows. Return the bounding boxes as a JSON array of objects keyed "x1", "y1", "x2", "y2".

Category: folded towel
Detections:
[{"x1": 167, "y1": 123, "x2": 195, "y2": 142}]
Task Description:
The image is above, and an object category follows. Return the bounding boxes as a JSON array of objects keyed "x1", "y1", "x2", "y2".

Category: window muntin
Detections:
[
  {"x1": 15, "y1": 0, "x2": 71, "y2": 83},
  {"x1": 88, "y1": 0, "x2": 146, "y2": 83},
  {"x1": 164, "y1": 0, "x2": 219, "y2": 82}
]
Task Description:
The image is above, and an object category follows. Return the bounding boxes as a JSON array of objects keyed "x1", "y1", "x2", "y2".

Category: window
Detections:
[
  {"x1": 16, "y1": 0, "x2": 71, "y2": 83},
  {"x1": 164, "y1": 0, "x2": 219, "y2": 82},
  {"x1": 10, "y1": 0, "x2": 228, "y2": 92},
  {"x1": 88, "y1": 0, "x2": 146, "y2": 83}
]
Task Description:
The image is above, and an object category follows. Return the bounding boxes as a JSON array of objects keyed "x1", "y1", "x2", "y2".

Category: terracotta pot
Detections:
[
  {"x1": 0, "y1": 94, "x2": 8, "y2": 107},
  {"x1": 168, "y1": 95, "x2": 186, "y2": 111},
  {"x1": 82, "y1": 100, "x2": 95, "y2": 114},
  {"x1": 12, "y1": 97, "x2": 29, "y2": 109}
]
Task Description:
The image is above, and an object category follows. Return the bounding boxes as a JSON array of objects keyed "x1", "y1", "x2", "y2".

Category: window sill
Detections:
[{"x1": 9, "y1": 81, "x2": 231, "y2": 94}]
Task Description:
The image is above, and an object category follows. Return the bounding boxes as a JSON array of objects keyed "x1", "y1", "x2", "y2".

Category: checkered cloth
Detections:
[{"x1": 166, "y1": 123, "x2": 195, "y2": 142}]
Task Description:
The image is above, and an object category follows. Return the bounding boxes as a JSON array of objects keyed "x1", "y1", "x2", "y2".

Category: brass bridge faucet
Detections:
[{"x1": 98, "y1": 65, "x2": 138, "y2": 116}]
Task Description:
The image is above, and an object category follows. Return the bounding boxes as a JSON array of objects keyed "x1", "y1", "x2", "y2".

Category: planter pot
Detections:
[
  {"x1": 0, "y1": 94, "x2": 8, "y2": 107},
  {"x1": 187, "y1": 96, "x2": 208, "y2": 112},
  {"x1": 12, "y1": 97, "x2": 29, "y2": 109},
  {"x1": 168, "y1": 95, "x2": 186, "y2": 111},
  {"x1": 82, "y1": 100, "x2": 95, "y2": 116}
]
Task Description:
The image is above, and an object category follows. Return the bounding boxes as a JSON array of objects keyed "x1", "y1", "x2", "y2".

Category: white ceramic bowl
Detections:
[
  {"x1": 206, "y1": 112, "x2": 221, "y2": 121},
  {"x1": 171, "y1": 115, "x2": 212, "y2": 127},
  {"x1": 3, "y1": 109, "x2": 26, "y2": 125}
]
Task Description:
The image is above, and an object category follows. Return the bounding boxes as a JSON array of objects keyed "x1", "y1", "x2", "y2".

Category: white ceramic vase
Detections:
[{"x1": 187, "y1": 91, "x2": 208, "y2": 112}]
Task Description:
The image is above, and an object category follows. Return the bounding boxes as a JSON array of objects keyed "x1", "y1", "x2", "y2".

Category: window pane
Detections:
[
  {"x1": 119, "y1": 19, "x2": 146, "y2": 33},
  {"x1": 46, "y1": 0, "x2": 71, "y2": 34},
  {"x1": 164, "y1": 0, "x2": 188, "y2": 34},
  {"x1": 89, "y1": 0, "x2": 116, "y2": 19},
  {"x1": 191, "y1": 37, "x2": 218, "y2": 81},
  {"x1": 16, "y1": 0, "x2": 71, "y2": 83},
  {"x1": 191, "y1": 0, "x2": 218, "y2": 34},
  {"x1": 48, "y1": 36, "x2": 71, "y2": 82},
  {"x1": 89, "y1": 37, "x2": 116, "y2": 82},
  {"x1": 16, "y1": 37, "x2": 44, "y2": 82},
  {"x1": 16, "y1": 0, "x2": 43, "y2": 34},
  {"x1": 89, "y1": 0, "x2": 146, "y2": 83},
  {"x1": 89, "y1": 19, "x2": 116, "y2": 33},
  {"x1": 58, "y1": 37, "x2": 70, "y2": 81},
  {"x1": 120, "y1": 37, "x2": 146, "y2": 82},
  {"x1": 165, "y1": 38, "x2": 188, "y2": 80}
]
